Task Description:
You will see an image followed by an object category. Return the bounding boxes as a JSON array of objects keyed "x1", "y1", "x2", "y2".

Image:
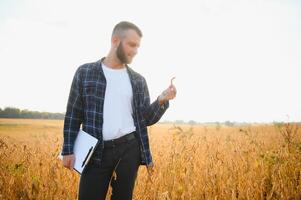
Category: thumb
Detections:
[{"x1": 70, "y1": 157, "x2": 75, "y2": 170}]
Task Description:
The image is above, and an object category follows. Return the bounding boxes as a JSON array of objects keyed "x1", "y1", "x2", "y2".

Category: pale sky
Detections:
[{"x1": 0, "y1": 0, "x2": 300, "y2": 123}]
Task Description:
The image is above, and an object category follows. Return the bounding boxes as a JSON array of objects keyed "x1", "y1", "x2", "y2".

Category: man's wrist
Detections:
[{"x1": 157, "y1": 95, "x2": 166, "y2": 106}]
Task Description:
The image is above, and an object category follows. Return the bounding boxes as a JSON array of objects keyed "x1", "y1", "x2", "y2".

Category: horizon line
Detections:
[{"x1": 0, "y1": 106, "x2": 300, "y2": 124}]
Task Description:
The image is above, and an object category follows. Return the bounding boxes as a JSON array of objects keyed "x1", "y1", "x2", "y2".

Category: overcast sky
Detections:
[{"x1": 0, "y1": 0, "x2": 300, "y2": 122}]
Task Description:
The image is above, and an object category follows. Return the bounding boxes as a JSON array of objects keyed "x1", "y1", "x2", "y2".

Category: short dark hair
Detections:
[{"x1": 112, "y1": 21, "x2": 143, "y2": 38}]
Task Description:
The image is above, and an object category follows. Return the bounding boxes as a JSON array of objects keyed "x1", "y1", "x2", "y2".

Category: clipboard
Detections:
[{"x1": 59, "y1": 129, "x2": 99, "y2": 174}]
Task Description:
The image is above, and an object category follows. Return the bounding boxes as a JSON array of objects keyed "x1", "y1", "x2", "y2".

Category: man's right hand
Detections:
[{"x1": 63, "y1": 154, "x2": 75, "y2": 170}]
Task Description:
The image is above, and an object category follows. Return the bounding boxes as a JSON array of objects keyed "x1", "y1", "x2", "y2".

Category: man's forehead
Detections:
[{"x1": 124, "y1": 29, "x2": 141, "y2": 39}]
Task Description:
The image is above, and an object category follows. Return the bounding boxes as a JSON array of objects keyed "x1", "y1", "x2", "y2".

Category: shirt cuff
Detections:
[{"x1": 159, "y1": 99, "x2": 169, "y2": 110}]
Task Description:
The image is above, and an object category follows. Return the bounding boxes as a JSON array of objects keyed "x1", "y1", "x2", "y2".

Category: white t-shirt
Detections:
[{"x1": 101, "y1": 63, "x2": 136, "y2": 140}]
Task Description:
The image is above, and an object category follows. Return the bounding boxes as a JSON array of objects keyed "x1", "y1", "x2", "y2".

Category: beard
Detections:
[{"x1": 116, "y1": 42, "x2": 130, "y2": 64}]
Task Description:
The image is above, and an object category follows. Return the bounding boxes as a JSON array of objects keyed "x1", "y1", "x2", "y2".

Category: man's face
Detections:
[{"x1": 116, "y1": 29, "x2": 141, "y2": 64}]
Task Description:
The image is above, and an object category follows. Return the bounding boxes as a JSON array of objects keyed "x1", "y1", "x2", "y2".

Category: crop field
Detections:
[{"x1": 0, "y1": 118, "x2": 300, "y2": 200}]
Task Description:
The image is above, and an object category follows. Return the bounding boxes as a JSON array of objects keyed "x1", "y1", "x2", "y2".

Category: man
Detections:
[{"x1": 61, "y1": 21, "x2": 177, "y2": 200}]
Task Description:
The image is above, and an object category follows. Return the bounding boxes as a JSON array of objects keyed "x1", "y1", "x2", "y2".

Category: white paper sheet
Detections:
[{"x1": 59, "y1": 129, "x2": 99, "y2": 174}]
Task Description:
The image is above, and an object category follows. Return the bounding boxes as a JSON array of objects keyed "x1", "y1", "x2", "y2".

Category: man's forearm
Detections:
[{"x1": 144, "y1": 99, "x2": 169, "y2": 126}]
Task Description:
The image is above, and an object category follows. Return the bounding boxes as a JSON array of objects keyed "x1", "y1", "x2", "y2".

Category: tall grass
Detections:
[{"x1": 0, "y1": 119, "x2": 300, "y2": 199}]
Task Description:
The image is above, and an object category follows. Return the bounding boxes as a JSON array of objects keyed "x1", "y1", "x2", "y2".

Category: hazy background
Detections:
[{"x1": 0, "y1": 0, "x2": 300, "y2": 123}]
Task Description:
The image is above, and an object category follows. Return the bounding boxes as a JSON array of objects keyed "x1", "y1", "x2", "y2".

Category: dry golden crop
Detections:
[{"x1": 0, "y1": 118, "x2": 300, "y2": 200}]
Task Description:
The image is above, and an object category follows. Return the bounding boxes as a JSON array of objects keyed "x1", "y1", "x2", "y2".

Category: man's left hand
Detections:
[
  {"x1": 158, "y1": 77, "x2": 177, "y2": 105},
  {"x1": 146, "y1": 164, "x2": 155, "y2": 183}
]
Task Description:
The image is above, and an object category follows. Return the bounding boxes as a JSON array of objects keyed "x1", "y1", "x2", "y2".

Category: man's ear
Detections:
[{"x1": 111, "y1": 35, "x2": 120, "y2": 48}]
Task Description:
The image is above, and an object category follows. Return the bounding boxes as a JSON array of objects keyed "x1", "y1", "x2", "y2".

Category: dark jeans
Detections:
[{"x1": 78, "y1": 137, "x2": 141, "y2": 200}]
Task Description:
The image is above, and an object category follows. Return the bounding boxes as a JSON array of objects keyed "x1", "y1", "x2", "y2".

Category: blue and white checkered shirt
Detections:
[{"x1": 62, "y1": 58, "x2": 169, "y2": 166}]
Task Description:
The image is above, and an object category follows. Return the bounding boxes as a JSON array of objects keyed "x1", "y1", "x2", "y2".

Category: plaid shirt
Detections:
[{"x1": 62, "y1": 58, "x2": 169, "y2": 166}]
